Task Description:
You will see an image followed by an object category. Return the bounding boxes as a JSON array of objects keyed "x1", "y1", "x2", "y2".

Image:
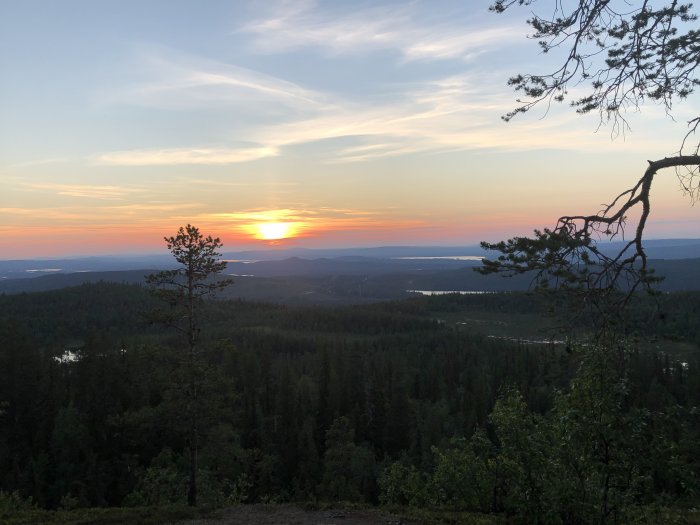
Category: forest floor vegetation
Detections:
[
  {"x1": 1, "y1": 502, "x2": 511, "y2": 525},
  {"x1": 4, "y1": 503, "x2": 698, "y2": 525}
]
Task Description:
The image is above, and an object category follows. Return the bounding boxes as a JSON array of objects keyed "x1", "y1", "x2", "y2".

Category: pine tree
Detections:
[{"x1": 146, "y1": 224, "x2": 232, "y2": 506}]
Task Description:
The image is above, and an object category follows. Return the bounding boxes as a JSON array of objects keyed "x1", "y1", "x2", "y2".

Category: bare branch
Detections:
[{"x1": 478, "y1": 156, "x2": 700, "y2": 328}]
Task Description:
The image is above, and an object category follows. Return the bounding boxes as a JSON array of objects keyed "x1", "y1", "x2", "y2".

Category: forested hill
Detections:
[
  {"x1": 1, "y1": 282, "x2": 698, "y2": 519},
  {"x1": 1, "y1": 256, "x2": 699, "y2": 301}
]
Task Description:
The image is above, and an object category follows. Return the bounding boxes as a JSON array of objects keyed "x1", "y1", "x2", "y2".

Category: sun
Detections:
[{"x1": 256, "y1": 222, "x2": 296, "y2": 241}]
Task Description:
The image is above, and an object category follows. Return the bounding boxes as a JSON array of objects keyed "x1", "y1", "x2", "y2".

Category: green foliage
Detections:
[
  {"x1": 428, "y1": 434, "x2": 496, "y2": 512},
  {"x1": 50, "y1": 404, "x2": 93, "y2": 508},
  {"x1": 378, "y1": 461, "x2": 426, "y2": 507},
  {"x1": 0, "y1": 283, "x2": 698, "y2": 514},
  {"x1": 489, "y1": 390, "x2": 557, "y2": 523},
  {"x1": 0, "y1": 491, "x2": 37, "y2": 516},
  {"x1": 380, "y1": 340, "x2": 700, "y2": 524},
  {"x1": 320, "y1": 417, "x2": 376, "y2": 502},
  {"x1": 126, "y1": 449, "x2": 186, "y2": 506},
  {"x1": 124, "y1": 447, "x2": 253, "y2": 508},
  {"x1": 543, "y1": 344, "x2": 700, "y2": 523}
]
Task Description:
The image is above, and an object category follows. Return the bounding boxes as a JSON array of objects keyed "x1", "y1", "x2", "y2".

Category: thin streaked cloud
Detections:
[
  {"x1": 100, "y1": 48, "x2": 327, "y2": 112},
  {"x1": 0, "y1": 207, "x2": 45, "y2": 216},
  {"x1": 8, "y1": 157, "x2": 73, "y2": 168},
  {"x1": 1, "y1": 202, "x2": 203, "y2": 226},
  {"x1": 94, "y1": 146, "x2": 279, "y2": 166},
  {"x1": 250, "y1": 75, "x2": 616, "y2": 161},
  {"x1": 91, "y1": 35, "x2": 694, "y2": 168},
  {"x1": 171, "y1": 178, "x2": 256, "y2": 188},
  {"x1": 241, "y1": 1, "x2": 522, "y2": 61},
  {"x1": 0, "y1": 207, "x2": 87, "y2": 221},
  {"x1": 24, "y1": 183, "x2": 145, "y2": 200},
  {"x1": 104, "y1": 202, "x2": 204, "y2": 213},
  {"x1": 94, "y1": 68, "x2": 678, "y2": 166}
]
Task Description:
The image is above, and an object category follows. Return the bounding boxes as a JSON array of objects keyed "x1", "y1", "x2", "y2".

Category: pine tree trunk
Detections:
[{"x1": 188, "y1": 424, "x2": 197, "y2": 506}]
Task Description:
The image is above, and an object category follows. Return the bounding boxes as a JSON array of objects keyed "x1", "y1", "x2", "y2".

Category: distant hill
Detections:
[
  {"x1": 3, "y1": 238, "x2": 699, "y2": 281},
  {"x1": 2, "y1": 256, "x2": 698, "y2": 303},
  {"x1": 222, "y1": 238, "x2": 700, "y2": 261}
]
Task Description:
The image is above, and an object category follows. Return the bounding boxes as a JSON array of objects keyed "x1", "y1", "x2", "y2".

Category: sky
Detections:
[{"x1": 1, "y1": 0, "x2": 698, "y2": 258}]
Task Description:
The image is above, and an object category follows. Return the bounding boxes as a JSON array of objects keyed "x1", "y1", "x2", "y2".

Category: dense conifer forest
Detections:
[{"x1": 1, "y1": 283, "x2": 699, "y2": 523}]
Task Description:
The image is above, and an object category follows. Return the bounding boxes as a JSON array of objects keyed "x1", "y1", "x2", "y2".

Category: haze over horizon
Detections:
[{"x1": 2, "y1": 1, "x2": 698, "y2": 259}]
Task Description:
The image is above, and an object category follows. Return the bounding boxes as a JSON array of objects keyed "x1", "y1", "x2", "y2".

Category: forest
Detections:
[{"x1": 1, "y1": 281, "x2": 699, "y2": 524}]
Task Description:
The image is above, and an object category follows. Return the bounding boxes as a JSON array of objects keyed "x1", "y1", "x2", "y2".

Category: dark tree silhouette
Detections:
[
  {"x1": 146, "y1": 224, "x2": 232, "y2": 506},
  {"x1": 480, "y1": 0, "x2": 700, "y2": 319}
]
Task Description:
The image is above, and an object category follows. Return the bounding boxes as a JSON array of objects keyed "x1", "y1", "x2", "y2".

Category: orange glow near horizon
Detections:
[{"x1": 3, "y1": 200, "x2": 697, "y2": 259}]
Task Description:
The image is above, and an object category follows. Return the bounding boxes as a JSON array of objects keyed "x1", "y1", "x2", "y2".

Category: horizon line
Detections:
[{"x1": 2, "y1": 237, "x2": 700, "y2": 262}]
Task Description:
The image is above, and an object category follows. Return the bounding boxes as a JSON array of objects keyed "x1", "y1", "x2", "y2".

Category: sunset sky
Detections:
[{"x1": 2, "y1": 0, "x2": 698, "y2": 258}]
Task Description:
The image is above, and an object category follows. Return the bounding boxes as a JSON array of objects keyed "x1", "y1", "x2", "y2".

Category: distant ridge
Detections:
[
  {"x1": 3, "y1": 238, "x2": 700, "y2": 280},
  {"x1": 1, "y1": 257, "x2": 698, "y2": 301},
  {"x1": 221, "y1": 239, "x2": 700, "y2": 261}
]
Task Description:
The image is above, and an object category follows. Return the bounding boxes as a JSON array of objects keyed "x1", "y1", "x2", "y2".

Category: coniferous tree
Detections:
[{"x1": 146, "y1": 224, "x2": 232, "y2": 506}]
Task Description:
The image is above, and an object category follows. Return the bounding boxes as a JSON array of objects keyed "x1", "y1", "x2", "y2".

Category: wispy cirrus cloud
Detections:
[
  {"x1": 99, "y1": 47, "x2": 326, "y2": 112},
  {"x1": 91, "y1": 29, "x2": 679, "y2": 169},
  {"x1": 2, "y1": 200, "x2": 202, "y2": 219},
  {"x1": 104, "y1": 202, "x2": 203, "y2": 213},
  {"x1": 93, "y1": 70, "x2": 637, "y2": 166},
  {"x1": 24, "y1": 183, "x2": 145, "y2": 200},
  {"x1": 241, "y1": 1, "x2": 522, "y2": 61},
  {"x1": 249, "y1": 74, "x2": 608, "y2": 162},
  {"x1": 8, "y1": 157, "x2": 73, "y2": 168},
  {"x1": 94, "y1": 145, "x2": 279, "y2": 166},
  {"x1": 0, "y1": 207, "x2": 87, "y2": 221}
]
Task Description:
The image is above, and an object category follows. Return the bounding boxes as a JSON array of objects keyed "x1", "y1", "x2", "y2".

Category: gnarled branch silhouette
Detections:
[{"x1": 478, "y1": 156, "x2": 700, "y2": 320}]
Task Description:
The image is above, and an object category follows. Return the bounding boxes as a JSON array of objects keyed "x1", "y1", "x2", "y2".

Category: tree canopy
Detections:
[
  {"x1": 490, "y1": 0, "x2": 699, "y2": 148},
  {"x1": 481, "y1": 0, "x2": 700, "y2": 320}
]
